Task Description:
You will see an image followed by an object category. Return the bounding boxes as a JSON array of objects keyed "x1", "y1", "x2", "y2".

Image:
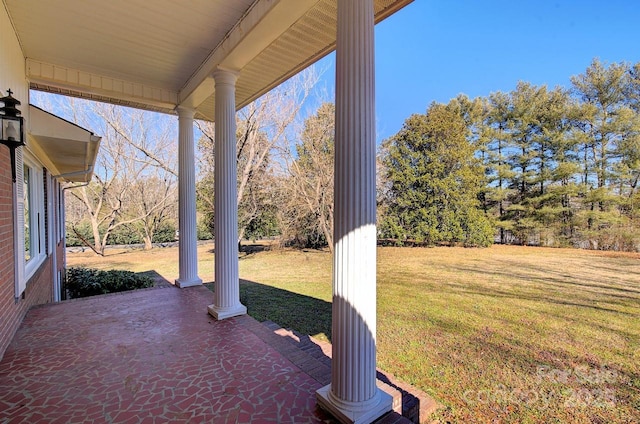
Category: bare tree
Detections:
[
  {"x1": 127, "y1": 174, "x2": 178, "y2": 249},
  {"x1": 60, "y1": 100, "x2": 178, "y2": 254},
  {"x1": 196, "y1": 67, "x2": 319, "y2": 242},
  {"x1": 96, "y1": 104, "x2": 178, "y2": 250},
  {"x1": 279, "y1": 102, "x2": 335, "y2": 251}
]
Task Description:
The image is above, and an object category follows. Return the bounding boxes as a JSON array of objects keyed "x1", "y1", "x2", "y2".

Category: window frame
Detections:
[{"x1": 22, "y1": 152, "x2": 46, "y2": 281}]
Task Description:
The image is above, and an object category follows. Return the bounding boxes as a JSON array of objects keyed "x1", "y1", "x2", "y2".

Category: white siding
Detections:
[
  {"x1": 0, "y1": 4, "x2": 28, "y2": 115},
  {"x1": 1, "y1": 3, "x2": 29, "y2": 298}
]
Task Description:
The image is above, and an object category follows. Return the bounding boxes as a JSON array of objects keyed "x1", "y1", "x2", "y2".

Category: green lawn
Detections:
[{"x1": 67, "y1": 244, "x2": 640, "y2": 423}]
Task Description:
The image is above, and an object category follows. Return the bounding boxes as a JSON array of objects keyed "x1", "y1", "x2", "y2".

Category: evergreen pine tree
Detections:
[{"x1": 381, "y1": 103, "x2": 493, "y2": 246}]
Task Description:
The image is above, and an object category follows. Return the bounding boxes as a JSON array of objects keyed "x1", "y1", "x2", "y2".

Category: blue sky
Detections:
[{"x1": 316, "y1": 0, "x2": 640, "y2": 142}]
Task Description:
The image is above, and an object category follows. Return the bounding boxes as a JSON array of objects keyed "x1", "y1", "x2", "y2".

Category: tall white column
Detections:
[
  {"x1": 316, "y1": 0, "x2": 392, "y2": 423},
  {"x1": 207, "y1": 68, "x2": 247, "y2": 320},
  {"x1": 176, "y1": 106, "x2": 203, "y2": 288}
]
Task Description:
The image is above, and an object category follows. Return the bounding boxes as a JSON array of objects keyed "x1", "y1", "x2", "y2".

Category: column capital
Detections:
[
  {"x1": 212, "y1": 67, "x2": 240, "y2": 86},
  {"x1": 176, "y1": 105, "x2": 196, "y2": 119}
]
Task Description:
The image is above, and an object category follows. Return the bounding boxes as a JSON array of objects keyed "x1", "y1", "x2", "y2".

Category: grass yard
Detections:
[{"x1": 67, "y1": 243, "x2": 640, "y2": 423}]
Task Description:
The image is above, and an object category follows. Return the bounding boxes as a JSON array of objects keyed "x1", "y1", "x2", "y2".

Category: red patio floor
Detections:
[
  {"x1": 0, "y1": 285, "x2": 420, "y2": 423},
  {"x1": 0, "y1": 285, "x2": 331, "y2": 423}
]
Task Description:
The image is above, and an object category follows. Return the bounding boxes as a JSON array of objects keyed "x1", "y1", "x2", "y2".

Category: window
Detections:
[{"x1": 23, "y1": 154, "x2": 46, "y2": 280}]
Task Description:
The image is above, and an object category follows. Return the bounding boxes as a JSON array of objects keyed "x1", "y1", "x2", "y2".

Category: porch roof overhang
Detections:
[
  {"x1": 4, "y1": 0, "x2": 413, "y2": 121},
  {"x1": 27, "y1": 105, "x2": 101, "y2": 183}
]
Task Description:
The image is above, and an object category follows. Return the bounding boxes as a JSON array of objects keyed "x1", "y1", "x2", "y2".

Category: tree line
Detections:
[
  {"x1": 285, "y1": 59, "x2": 640, "y2": 251},
  {"x1": 446, "y1": 58, "x2": 640, "y2": 250},
  {"x1": 53, "y1": 58, "x2": 640, "y2": 254}
]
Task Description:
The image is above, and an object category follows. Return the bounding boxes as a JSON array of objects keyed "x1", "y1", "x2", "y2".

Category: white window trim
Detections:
[{"x1": 22, "y1": 152, "x2": 46, "y2": 282}]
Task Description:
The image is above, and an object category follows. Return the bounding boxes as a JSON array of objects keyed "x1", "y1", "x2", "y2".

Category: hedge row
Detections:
[{"x1": 66, "y1": 267, "x2": 154, "y2": 299}]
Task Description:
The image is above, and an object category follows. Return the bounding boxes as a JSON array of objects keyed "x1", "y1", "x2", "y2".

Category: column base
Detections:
[
  {"x1": 316, "y1": 384, "x2": 393, "y2": 424},
  {"x1": 207, "y1": 303, "x2": 247, "y2": 320},
  {"x1": 175, "y1": 277, "x2": 203, "y2": 288}
]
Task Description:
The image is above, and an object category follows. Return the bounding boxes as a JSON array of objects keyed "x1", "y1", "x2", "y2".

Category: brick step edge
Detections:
[
  {"x1": 241, "y1": 317, "x2": 332, "y2": 386},
  {"x1": 260, "y1": 320, "x2": 442, "y2": 424}
]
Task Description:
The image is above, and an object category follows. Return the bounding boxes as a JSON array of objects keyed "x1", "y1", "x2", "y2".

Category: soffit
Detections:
[
  {"x1": 28, "y1": 105, "x2": 101, "y2": 183},
  {"x1": 5, "y1": 0, "x2": 413, "y2": 121}
]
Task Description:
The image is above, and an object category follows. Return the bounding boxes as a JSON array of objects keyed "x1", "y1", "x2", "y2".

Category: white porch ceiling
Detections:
[{"x1": 4, "y1": 0, "x2": 413, "y2": 121}]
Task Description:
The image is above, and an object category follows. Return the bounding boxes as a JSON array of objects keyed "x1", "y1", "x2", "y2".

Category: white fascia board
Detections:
[{"x1": 178, "y1": 0, "x2": 319, "y2": 110}]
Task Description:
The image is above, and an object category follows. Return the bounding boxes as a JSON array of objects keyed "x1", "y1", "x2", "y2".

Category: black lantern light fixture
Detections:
[{"x1": 0, "y1": 89, "x2": 25, "y2": 182}]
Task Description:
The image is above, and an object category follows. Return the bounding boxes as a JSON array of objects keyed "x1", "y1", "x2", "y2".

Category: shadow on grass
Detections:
[
  {"x1": 206, "y1": 278, "x2": 333, "y2": 341},
  {"x1": 241, "y1": 243, "x2": 272, "y2": 255},
  {"x1": 240, "y1": 278, "x2": 332, "y2": 341},
  {"x1": 444, "y1": 263, "x2": 640, "y2": 308},
  {"x1": 207, "y1": 243, "x2": 275, "y2": 257},
  {"x1": 137, "y1": 270, "x2": 173, "y2": 288}
]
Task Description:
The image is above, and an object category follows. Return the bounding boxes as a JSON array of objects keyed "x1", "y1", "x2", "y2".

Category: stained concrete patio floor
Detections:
[{"x1": 0, "y1": 285, "x2": 416, "y2": 423}]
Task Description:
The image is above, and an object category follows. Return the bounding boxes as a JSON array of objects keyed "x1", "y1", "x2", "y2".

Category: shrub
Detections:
[
  {"x1": 152, "y1": 221, "x2": 177, "y2": 243},
  {"x1": 66, "y1": 267, "x2": 154, "y2": 299},
  {"x1": 196, "y1": 219, "x2": 213, "y2": 240},
  {"x1": 66, "y1": 221, "x2": 94, "y2": 247},
  {"x1": 108, "y1": 225, "x2": 143, "y2": 246}
]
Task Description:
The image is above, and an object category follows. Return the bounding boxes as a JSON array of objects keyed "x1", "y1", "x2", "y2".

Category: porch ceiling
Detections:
[{"x1": 4, "y1": 0, "x2": 413, "y2": 121}]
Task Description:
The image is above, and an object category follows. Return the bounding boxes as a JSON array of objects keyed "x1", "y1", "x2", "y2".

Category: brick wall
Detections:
[{"x1": 0, "y1": 149, "x2": 54, "y2": 360}]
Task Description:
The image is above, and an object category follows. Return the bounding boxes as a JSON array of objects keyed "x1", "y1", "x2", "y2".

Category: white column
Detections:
[
  {"x1": 176, "y1": 106, "x2": 203, "y2": 288},
  {"x1": 207, "y1": 68, "x2": 247, "y2": 320},
  {"x1": 316, "y1": 0, "x2": 392, "y2": 423}
]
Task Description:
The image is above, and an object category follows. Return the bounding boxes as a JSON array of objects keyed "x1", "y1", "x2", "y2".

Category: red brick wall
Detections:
[{"x1": 0, "y1": 149, "x2": 54, "y2": 360}]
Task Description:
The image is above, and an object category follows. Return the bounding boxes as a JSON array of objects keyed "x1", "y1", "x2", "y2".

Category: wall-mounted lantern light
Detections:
[{"x1": 0, "y1": 89, "x2": 25, "y2": 182}]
